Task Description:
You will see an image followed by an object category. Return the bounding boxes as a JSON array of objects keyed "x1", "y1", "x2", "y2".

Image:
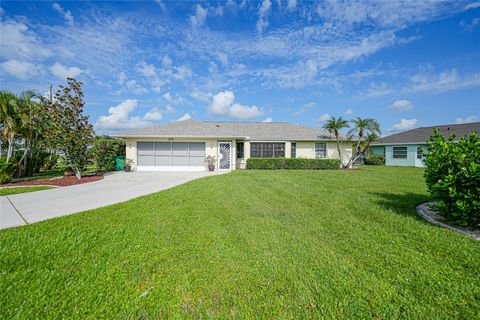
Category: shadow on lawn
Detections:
[{"x1": 370, "y1": 192, "x2": 431, "y2": 219}]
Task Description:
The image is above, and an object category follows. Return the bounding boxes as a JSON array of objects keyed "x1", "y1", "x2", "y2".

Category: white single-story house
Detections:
[
  {"x1": 114, "y1": 119, "x2": 352, "y2": 171},
  {"x1": 370, "y1": 122, "x2": 480, "y2": 167}
]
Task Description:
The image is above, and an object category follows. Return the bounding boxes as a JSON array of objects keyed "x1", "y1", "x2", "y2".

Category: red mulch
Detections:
[
  {"x1": 4, "y1": 173, "x2": 103, "y2": 187},
  {"x1": 338, "y1": 167, "x2": 365, "y2": 171}
]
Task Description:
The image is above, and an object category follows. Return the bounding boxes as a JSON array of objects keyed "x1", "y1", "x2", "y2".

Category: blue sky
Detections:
[{"x1": 0, "y1": 1, "x2": 479, "y2": 135}]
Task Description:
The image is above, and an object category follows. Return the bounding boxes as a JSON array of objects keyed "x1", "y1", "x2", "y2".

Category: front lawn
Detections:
[
  {"x1": 1, "y1": 166, "x2": 479, "y2": 318},
  {"x1": 0, "y1": 186, "x2": 54, "y2": 196}
]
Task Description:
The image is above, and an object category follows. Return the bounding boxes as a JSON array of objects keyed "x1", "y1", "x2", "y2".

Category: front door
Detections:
[{"x1": 218, "y1": 141, "x2": 232, "y2": 170}]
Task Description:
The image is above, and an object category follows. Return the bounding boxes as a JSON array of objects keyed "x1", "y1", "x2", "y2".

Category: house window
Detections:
[
  {"x1": 417, "y1": 146, "x2": 428, "y2": 159},
  {"x1": 291, "y1": 143, "x2": 296, "y2": 158},
  {"x1": 237, "y1": 142, "x2": 244, "y2": 159},
  {"x1": 392, "y1": 146, "x2": 408, "y2": 159},
  {"x1": 250, "y1": 143, "x2": 285, "y2": 158},
  {"x1": 315, "y1": 143, "x2": 326, "y2": 158}
]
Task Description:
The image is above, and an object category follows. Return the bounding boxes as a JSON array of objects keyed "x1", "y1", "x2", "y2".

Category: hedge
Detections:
[
  {"x1": 247, "y1": 158, "x2": 340, "y2": 170},
  {"x1": 92, "y1": 138, "x2": 126, "y2": 172},
  {"x1": 364, "y1": 154, "x2": 385, "y2": 165},
  {"x1": 424, "y1": 130, "x2": 480, "y2": 228}
]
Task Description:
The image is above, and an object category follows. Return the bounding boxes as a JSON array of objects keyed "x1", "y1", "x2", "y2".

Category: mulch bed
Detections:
[{"x1": 3, "y1": 173, "x2": 103, "y2": 187}]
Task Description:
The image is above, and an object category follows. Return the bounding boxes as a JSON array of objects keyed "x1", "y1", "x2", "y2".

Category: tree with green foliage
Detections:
[
  {"x1": 46, "y1": 78, "x2": 94, "y2": 179},
  {"x1": 0, "y1": 91, "x2": 21, "y2": 162},
  {"x1": 322, "y1": 116, "x2": 349, "y2": 167},
  {"x1": 346, "y1": 117, "x2": 381, "y2": 168},
  {"x1": 424, "y1": 129, "x2": 480, "y2": 228}
]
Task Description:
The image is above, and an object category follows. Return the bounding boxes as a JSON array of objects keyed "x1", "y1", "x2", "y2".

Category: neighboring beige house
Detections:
[{"x1": 114, "y1": 119, "x2": 352, "y2": 171}]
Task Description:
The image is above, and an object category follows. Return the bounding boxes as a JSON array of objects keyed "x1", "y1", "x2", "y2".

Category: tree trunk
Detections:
[
  {"x1": 346, "y1": 138, "x2": 362, "y2": 168},
  {"x1": 335, "y1": 134, "x2": 344, "y2": 168},
  {"x1": 6, "y1": 134, "x2": 14, "y2": 162}
]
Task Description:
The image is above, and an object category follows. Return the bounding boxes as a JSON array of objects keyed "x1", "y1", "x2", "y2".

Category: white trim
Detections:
[{"x1": 137, "y1": 166, "x2": 206, "y2": 172}]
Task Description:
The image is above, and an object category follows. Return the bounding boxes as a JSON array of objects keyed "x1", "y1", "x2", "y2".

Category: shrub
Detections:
[
  {"x1": 424, "y1": 130, "x2": 480, "y2": 228},
  {"x1": 247, "y1": 158, "x2": 340, "y2": 170},
  {"x1": 364, "y1": 154, "x2": 385, "y2": 165},
  {"x1": 92, "y1": 138, "x2": 126, "y2": 172},
  {"x1": 0, "y1": 157, "x2": 17, "y2": 184}
]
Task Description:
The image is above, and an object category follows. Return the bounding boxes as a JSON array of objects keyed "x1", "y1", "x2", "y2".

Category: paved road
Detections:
[{"x1": 0, "y1": 171, "x2": 223, "y2": 230}]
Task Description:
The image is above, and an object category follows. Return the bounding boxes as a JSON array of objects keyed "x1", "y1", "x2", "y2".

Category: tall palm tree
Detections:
[
  {"x1": 0, "y1": 91, "x2": 20, "y2": 162},
  {"x1": 323, "y1": 116, "x2": 349, "y2": 167},
  {"x1": 360, "y1": 132, "x2": 379, "y2": 154},
  {"x1": 346, "y1": 117, "x2": 381, "y2": 167}
]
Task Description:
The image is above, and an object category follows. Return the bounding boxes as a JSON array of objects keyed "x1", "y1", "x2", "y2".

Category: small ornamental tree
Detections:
[
  {"x1": 424, "y1": 129, "x2": 480, "y2": 228},
  {"x1": 46, "y1": 78, "x2": 94, "y2": 179}
]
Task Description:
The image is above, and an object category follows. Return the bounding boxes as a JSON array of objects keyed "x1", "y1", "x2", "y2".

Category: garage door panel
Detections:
[
  {"x1": 137, "y1": 142, "x2": 154, "y2": 155},
  {"x1": 189, "y1": 156, "x2": 204, "y2": 166},
  {"x1": 172, "y1": 156, "x2": 189, "y2": 166},
  {"x1": 172, "y1": 142, "x2": 189, "y2": 156},
  {"x1": 155, "y1": 142, "x2": 171, "y2": 156},
  {"x1": 138, "y1": 155, "x2": 155, "y2": 166},
  {"x1": 155, "y1": 156, "x2": 172, "y2": 166},
  {"x1": 189, "y1": 142, "x2": 206, "y2": 156}
]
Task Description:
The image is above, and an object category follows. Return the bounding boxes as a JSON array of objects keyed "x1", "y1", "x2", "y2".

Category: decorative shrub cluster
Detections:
[
  {"x1": 92, "y1": 138, "x2": 126, "y2": 172},
  {"x1": 424, "y1": 129, "x2": 480, "y2": 228},
  {"x1": 364, "y1": 154, "x2": 385, "y2": 165},
  {"x1": 0, "y1": 156, "x2": 17, "y2": 183},
  {"x1": 247, "y1": 158, "x2": 340, "y2": 170}
]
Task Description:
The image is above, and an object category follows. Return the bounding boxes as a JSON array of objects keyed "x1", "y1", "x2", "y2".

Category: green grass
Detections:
[
  {"x1": 0, "y1": 186, "x2": 54, "y2": 196},
  {"x1": 1, "y1": 166, "x2": 479, "y2": 318}
]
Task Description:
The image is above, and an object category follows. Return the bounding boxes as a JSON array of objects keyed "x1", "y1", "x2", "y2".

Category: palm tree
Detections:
[
  {"x1": 360, "y1": 132, "x2": 379, "y2": 154},
  {"x1": 346, "y1": 117, "x2": 381, "y2": 167},
  {"x1": 0, "y1": 91, "x2": 20, "y2": 162},
  {"x1": 323, "y1": 116, "x2": 349, "y2": 167}
]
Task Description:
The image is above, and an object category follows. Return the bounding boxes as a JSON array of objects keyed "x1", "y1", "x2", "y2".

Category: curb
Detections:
[{"x1": 416, "y1": 202, "x2": 480, "y2": 241}]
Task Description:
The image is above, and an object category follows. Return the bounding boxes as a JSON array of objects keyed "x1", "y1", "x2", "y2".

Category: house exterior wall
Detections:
[
  {"x1": 370, "y1": 146, "x2": 385, "y2": 156},
  {"x1": 384, "y1": 144, "x2": 426, "y2": 167},
  {"x1": 126, "y1": 138, "x2": 352, "y2": 171},
  {"x1": 295, "y1": 141, "x2": 352, "y2": 164}
]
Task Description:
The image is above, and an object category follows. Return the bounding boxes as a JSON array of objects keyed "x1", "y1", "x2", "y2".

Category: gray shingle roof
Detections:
[
  {"x1": 372, "y1": 122, "x2": 480, "y2": 145},
  {"x1": 113, "y1": 119, "x2": 338, "y2": 141}
]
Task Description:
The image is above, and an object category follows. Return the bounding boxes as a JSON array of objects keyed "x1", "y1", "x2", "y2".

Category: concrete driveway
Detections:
[{"x1": 0, "y1": 171, "x2": 223, "y2": 230}]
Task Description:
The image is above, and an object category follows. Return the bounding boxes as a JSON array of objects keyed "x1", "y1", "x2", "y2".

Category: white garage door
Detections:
[{"x1": 137, "y1": 142, "x2": 206, "y2": 171}]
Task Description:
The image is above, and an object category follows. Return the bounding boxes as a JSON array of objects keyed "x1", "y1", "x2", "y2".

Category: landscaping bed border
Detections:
[{"x1": 416, "y1": 202, "x2": 480, "y2": 241}]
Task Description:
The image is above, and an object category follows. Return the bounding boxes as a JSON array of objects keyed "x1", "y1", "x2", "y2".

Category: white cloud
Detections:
[
  {"x1": 208, "y1": 90, "x2": 263, "y2": 119},
  {"x1": 96, "y1": 99, "x2": 148, "y2": 130},
  {"x1": 390, "y1": 99, "x2": 414, "y2": 111},
  {"x1": 155, "y1": 0, "x2": 167, "y2": 13},
  {"x1": 191, "y1": 90, "x2": 213, "y2": 103},
  {"x1": 52, "y1": 3, "x2": 74, "y2": 26},
  {"x1": 214, "y1": 6, "x2": 224, "y2": 16},
  {"x1": 165, "y1": 104, "x2": 175, "y2": 113},
  {"x1": 287, "y1": 0, "x2": 297, "y2": 11},
  {"x1": 173, "y1": 65, "x2": 193, "y2": 80},
  {"x1": 455, "y1": 116, "x2": 478, "y2": 124},
  {"x1": 407, "y1": 67, "x2": 480, "y2": 93},
  {"x1": 50, "y1": 62, "x2": 82, "y2": 79},
  {"x1": 163, "y1": 92, "x2": 187, "y2": 105},
  {"x1": 294, "y1": 102, "x2": 316, "y2": 115},
  {"x1": 344, "y1": 108, "x2": 353, "y2": 115},
  {"x1": 117, "y1": 72, "x2": 148, "y2": 95},
  {"x1": 190, "y1": 4, "x2": 208, "y2": 28},
  {"x1": 0, "y1": 21, "x2": 51, "y2": 61},
  {"x1": 465, "y1": 2, "x2": 480, "y2": 10},
  {"x1": 96, "y1": 100, "x2": 164, "y2": 130},
  {"x1": 256, "y1": 0, "x2": 272, "y2": 33},
  {"x1": 360, "y1": 82, "x2": 393, "y2": 98},
  {"x1": 0, "y1": 60, "x2": 43, "y2": 80},
  {"x1": 460, "y1": 17, "x2": 480, "y2": 31},
  {"x1": 317, "y1": 113, "x2": 331, "y2": 123},
  {"x1": 143, "y1": 107, "x2": 163, "y2": 121},
  {"x1": 391, "y1": 118, "x2": 417, "y2": 132},
  {"x1": 176, "y1": 113, "x2": 192, "y2": 122},
  {"x1": 137, "y1": 61, "x2": 157, "y2": 77},
  {"x1": 262, "y1": 117, "x2": 273, "y2": 122}
]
